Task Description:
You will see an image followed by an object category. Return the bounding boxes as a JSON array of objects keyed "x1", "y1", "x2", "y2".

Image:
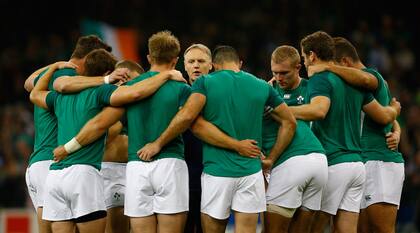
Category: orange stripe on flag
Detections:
[{"x1": 116, "y1": 29, "x2": 139, "y2": 62}]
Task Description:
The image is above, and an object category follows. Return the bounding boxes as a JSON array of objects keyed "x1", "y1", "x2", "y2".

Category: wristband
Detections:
[
  {"x1": 64, "y1": 137, "x2": 82, "y2": 154},
  {"x1": 104, "y1": 75, "x2": 110, "y2": 84}
]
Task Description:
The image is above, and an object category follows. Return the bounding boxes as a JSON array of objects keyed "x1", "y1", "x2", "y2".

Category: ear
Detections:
[
  {"x1": 238, "y1": 60, "x2": 243, "y2": 69},
  {"x1": 309, "y1": 51, "x2": 316, "y2": 63},
  {"x1": 146, "y1": 55, "x2": 152, "y2": 64},
  {"x1": 296, "y1": 63, "x2": 302, "y2": 71},
  {"x1": 213, "y1": 63, "x2": 220, "y2": 71},
  {"x1": 342, "y1": 57, "x2": 352, "y2": 67},
  {"x1": 172, "y1": 57, "x2": 179, "y2": 68}
]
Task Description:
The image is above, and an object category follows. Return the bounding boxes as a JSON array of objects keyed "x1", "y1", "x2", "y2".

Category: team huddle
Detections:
[{"x1": 24, "y1": 30, "x2": 404, "y2": 233}]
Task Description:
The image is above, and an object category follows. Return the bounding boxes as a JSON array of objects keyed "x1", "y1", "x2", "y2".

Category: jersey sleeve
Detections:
[
  {"x1": 179, "y1": 84, "x2": 192, "y2": 107},
  {"x1": 191, "y1": 76, "x2": 206, "y2": 96},
  {"x1": 266, "y1": 85, "x2": 284, "y2": 108},
  {"x1": 363, "y1": 92, "x2": 375, "y2": 105},
  {"x1": 46, "y1": 91, "x2": 59, "y2": 110},
  {"x1": 49, "y1": 68, "x2": 77, "y2": 90},
  {"x1": 307, "y1": 75, "x2": 332, "y2": 100},
  {"x1": 96, "y1": 84, "x2": 118, "y2": 106}
]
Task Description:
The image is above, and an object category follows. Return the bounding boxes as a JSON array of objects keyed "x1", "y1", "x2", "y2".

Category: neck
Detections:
[
  {"x1": 216, "y1": 62, "x2": 240, "y2": 72},
  {"x1": 313, "y1": 60, "x2": 333, "y2": 66},
  {"x1": 69, "y1": 58, "x2": 83, "y2": 68},
  {"x1": 150, "y1": 63, "x2": 174, "y2": 72},
  {"x1": 288, "y1": 77, "x2": 302, "y2": 90},
  {"x1": 353, "y1": 61, "x2": 366, "y2": 70}
]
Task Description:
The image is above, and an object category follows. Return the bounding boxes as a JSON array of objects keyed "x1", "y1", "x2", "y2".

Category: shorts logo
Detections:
[
  {"x1": 365, "y1": 195, "x2": 372, "y2": 201},
  {"x1": 113, "y1": 192, "x2": 121, "y2": 201}
]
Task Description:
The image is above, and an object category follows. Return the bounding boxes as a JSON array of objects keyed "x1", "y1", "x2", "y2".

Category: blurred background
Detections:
[{"x1": 0, "y1": 0, "x2": 418, "y2": 232}]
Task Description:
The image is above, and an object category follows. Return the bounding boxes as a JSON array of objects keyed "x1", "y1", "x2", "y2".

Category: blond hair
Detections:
[
  {"x1": 271, "y1": 45, "x2": 300, "y2": 66},
  {"x1": 184, "y1": 44, "x2": 212, "y2": 61},
  {"x1": 148, "y1": 30, "x2": 180, "y2": 64}
]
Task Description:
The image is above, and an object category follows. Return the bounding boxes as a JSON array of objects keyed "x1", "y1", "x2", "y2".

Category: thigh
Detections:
[
  {"x1": 234, "y1": 211, "x2": 259, "y2": 233},
  {"x1": 200, "y1": 213, "x2": 228, "y2": 233},
  {"x1": 333, "y1": 210, "x2": 359, "y2": 233},
  {"x1": 106, "y1": 207, "x2": 129, "y2": 233},
  {"x1": 157, "y1": 212, "x2": 188, "y2": 233},
  {"x1": 51, "y1": 221, "x2": 75, "y2": 233},
  {"x1": 130, "y1": 215, "x2": 157, "y2": 233},
  {"x1": 77, "y1": 217, "x2": 106, "y2": 233},
  {"x1": 366, "y1": 203, "x2": 398, "y2": 233}
]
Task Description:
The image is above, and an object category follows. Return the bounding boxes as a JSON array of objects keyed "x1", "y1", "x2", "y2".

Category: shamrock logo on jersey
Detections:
[{"x1": 297, "y1": 95, "x2": 304, "y2": 104}]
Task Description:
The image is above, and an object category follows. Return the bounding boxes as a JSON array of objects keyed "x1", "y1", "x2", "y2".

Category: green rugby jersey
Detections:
[
  {"x1": 308, "y1": 71, "x2": 374, "y2": 166},
  {"x1": 192, "y1": 70, "x2": 284, "y2": 177},
  {"x1": 361, "y1": 68, "x2": 403, "y2": 163},
  {"x1": 29, "y1": 68, "x2": 77, "y2": 166},
  {"x1": 263, "y1": 78, "x2": 325, "y2": 168},
  {"x1": 126, "y1": 71, "x2": 191, "y2": 162},
  {"x1": 46, "y1": 84, "x2": 117, "y2": 170}
]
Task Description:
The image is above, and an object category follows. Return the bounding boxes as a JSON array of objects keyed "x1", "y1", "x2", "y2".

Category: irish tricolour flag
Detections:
[{"x1": 81, "y1": 19, "x2": 140, "y2": 62}]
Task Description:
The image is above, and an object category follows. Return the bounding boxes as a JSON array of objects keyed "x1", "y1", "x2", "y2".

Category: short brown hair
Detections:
[
  {"x1": 333, "y1": 37, "x2": 360, "y2": 63},
  {"x1": 271, "y1": 45, "x2": 300, "y2": 66},
  {"x1": 71, "y1": 35, "x2": 112, "y2": 59},
  {"x1": 115, "y1": 60, "x2": 145, "y2": 74},
  {"x1": 300, "y1": 31, "x2": 334, "y2": 61},
  {"x1": 84, "y1": 49, "x2": 117, "y2": 76},
  {"x1": 148, "y1": 31, "x2": 180, "y2": 64},
  {"x1": 212, "y1": 45, "x2": 240, "y2": 65}
]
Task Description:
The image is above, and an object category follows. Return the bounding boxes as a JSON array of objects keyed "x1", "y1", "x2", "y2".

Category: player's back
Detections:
[
  {"x1": 361, "y1": 68, "x2": 403, "y2": 163},
  {"x1": 30, "y1": 68, "x2": 77, "y2": 166},
  {"x1": 47, "y1": 84, "x2": 117, "y2": 170},
  {"x1": 309, "y1": 71, "x2": 372, "y2": 165},
  {"x1": 194, "y1": 70, "x2": 274, "y2": 177},
  {"x1": 126, "y1": 71, "x2": 191, "y2": 161}
]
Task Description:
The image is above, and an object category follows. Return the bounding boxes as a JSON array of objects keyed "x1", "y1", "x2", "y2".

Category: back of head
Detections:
[
  {"x1": 84, "y1": 49, "x2": 117, "y2": 76},
  {"x1": 271, "y1": 45, "x2": 300, "y2": 66},
  {"x1": 115, "y1": 60, "x2": 145, "y2": 74},
  {"x1": 333, "y1": 37, "x2": 360, "y2": 63},
  {"x1": 71, "y1": 35, "x2": 112, "y2": 59},
  {"x1": 212, "y1": 45, "x2": 240, "y2": 65},
  {"x1": 300, "y1": 31, "x2": 334, "y2": 61},
  {"x1": 148, "y1": 30, "x2": 180, "y2": 64}
]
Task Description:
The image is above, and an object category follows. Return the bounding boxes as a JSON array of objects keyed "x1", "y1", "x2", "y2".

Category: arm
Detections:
[
  {"x1": 386, "y1": 120, "x2": 401, "y2": 150},
  {"x1": 191, "y1": 116, "x2": 261, "y2": 158},
  {"x1": 289, "y1": 96, "x2": 330, "y2": 121},
  {"x1": 109, "y1": 70, "x2": 186, "y2": 106},
  {"x1": 308, "y1": 64, "x2": 378, "y2": 91},
  {"x1": 53, "y1": 107, "x2": 125, "y2": 161},
  {"x1": 137, "y1": 93, "x2": 206, "y2": 160},
  {"x1": 362, "y1": 98, "x2": 400, "y2": 125},
  {"x1": 24, "y1": 65, "x2": 50, "y2": 92},
  {"x1": 106, "y1": 121, "x2": 123, "y2": 144},
  {"x1": 53, "y1": 68, "x2": 130, "y2": 93},
  {"x1": 263, "y1": 103, "x2": 297, "y2": 170},
  {"x1": 29, "y1": 62, "x2": 77, "y2": 109}
]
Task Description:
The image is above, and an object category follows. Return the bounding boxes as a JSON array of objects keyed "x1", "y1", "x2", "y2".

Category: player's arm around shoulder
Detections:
[
  {"x1": 30, "y1": 61, "x2": 77, "y2": 109},
  {"x1": 363, "y1": 97, "x2": 401, "y2": 125}
]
